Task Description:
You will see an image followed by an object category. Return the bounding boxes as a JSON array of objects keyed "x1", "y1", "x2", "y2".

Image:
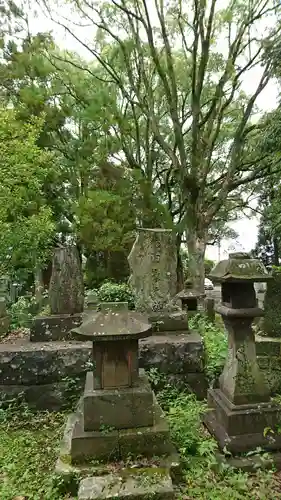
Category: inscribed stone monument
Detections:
[
  {"x1": 30, "y1": 246, "x2": 84, "y2": 341},
  {"x1": 128, "y1": 228, "x2": 177, "y2": 312},
  {"x1": 49, "y1": 246, "x2": 84, "y2": 315}
]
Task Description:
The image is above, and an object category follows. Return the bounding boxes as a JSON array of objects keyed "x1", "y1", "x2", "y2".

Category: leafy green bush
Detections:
[
  {"x1": 189, "y1": 314, "x2": 227, "y2": 383},
  {"x1": 97, "y1": 281, "x2": 135, "y2": 309},
  {"x1": 159, "y1": 385, "x2": 211, "y2": 457},
  {"x1": 9, "y1": 296, "x2": 35, "y2": 329}
]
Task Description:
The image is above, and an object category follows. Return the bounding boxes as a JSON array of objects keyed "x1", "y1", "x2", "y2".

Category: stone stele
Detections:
[
  {"x1": 49, "y1": 246, "x2": 84, "y2": 315},
  {"x1": 128, "y1": 228, "x2": 178, "y2": 313}
]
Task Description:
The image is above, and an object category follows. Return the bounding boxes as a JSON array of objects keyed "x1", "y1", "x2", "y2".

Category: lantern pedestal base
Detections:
[
  {"x1": 68, "y1": 392, "x2": 171, "y2": 464},
  {"x1": 83, "y1": 371, "x2": 154, "y2": 431},
  {"x1": 204, "y1": 388, "x2": 281, "y2": 454}
]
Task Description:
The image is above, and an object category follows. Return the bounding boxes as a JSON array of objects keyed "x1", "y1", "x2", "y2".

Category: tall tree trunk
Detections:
[{"x1": 187, "y1": 230, "x2": 206, "y2": 292}]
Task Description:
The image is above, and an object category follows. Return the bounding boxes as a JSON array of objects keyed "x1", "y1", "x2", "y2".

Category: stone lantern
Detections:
[
  {"x1": 177, "y1": 279, "x2": 205, "y2": 312},
  {"x1": 204, "y1": 252, "x2": 281, "y2": 456},
  {"x1": 63, "y1": 306, "x2": 174, "y2": 468}
]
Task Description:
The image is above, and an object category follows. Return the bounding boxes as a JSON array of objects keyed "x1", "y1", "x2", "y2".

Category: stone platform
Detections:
[
  {"x1": 78, "y1": 471, "x2": 175, "y2": 500},
  {"x1": 0, "y1": 332, "x2": 206, "y2": 410}
]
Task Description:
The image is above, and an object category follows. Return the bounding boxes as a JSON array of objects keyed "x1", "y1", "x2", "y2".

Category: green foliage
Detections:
[
  {"x1": 204, "y1": 259, "x2": 215, "y2": 276},
  {"x1": 0, "y1": 381, "x2": 280, "y2": 499},
  {"x1": 0, "y1": 108, "x2": 56, "y2": 274},
  {"x1": 156, "y1": 377, "x2": 279, "y2": 499},
  {"x1": 0, "y1": 398, "x2": 67, "y2": 499},
  {"x1": 189, "y1": 315, "x2": 228, "y2": 382},
  {"x1": 8, "y1": 295, "x2": 38, "y2": 329},
  {"x1": 84, "y1": 251, "x2": 130, "y2": 289},
  {"x1": 160, "y1": 388, "x2": 210, "y2": 457},
  {"x1": 78, "y1": 189, "x2": 135, "y2": 252},
  {"x1": 97, "y1": 281, "x2": 135, "y2": 309},
  {"x1": 181, "y1": 251, "x2": 215, "y2": 280}
]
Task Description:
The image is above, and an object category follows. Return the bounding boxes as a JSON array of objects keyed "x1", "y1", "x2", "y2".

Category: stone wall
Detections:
[{"x1": 0, "y1": 333, "x2": 206, "y2": 410}]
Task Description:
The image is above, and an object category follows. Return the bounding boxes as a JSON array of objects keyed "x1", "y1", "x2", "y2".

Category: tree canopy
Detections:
[{"x1": 1, "y1": 0, "x2": 281, "y2": 290}]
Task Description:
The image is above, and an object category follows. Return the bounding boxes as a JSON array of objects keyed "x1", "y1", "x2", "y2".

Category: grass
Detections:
[
  {"x1": 157, "y1": 385, "x2": 281, "y2": 500},
  {"x1": 0, "y1": 400, "x2": 69, "y2": 500}
]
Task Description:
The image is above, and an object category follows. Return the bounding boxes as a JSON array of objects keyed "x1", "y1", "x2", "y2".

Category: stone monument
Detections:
[
  {"x1": 30, "y1": 246, "x2": 84, "y2": 341},
  {"x1": 204, "y1": 252, "x2": 281, "y2": 463},
  {"x1": 56, "y1": 304, "x2": 177, "y2": 499},
  {"x1": 128, "y1": 228, "x2": 188, "y2": 334}
]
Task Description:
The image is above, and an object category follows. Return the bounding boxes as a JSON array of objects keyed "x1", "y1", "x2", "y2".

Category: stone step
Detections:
[{"x1": 78, "y1": 470, "x2": 175, "y2": 499}]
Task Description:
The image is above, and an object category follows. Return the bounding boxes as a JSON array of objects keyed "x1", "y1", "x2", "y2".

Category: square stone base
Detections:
[
  {"x1": 62, "y1": 394, "x2": 171, "y2": 464},
  {"x1": 30, "y1": 313, "x2": 82, "y2": 341},
  {"x1": 204, "y1": 388, "x2": 281, "y2": 454},
  {"x1": 84, "y1": 372, "x2": 154, "y2": 431}
]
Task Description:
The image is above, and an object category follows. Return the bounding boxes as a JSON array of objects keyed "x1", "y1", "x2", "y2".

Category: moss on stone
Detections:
[{"x1": 263, "y1": 270, "x2": 281, "y2": 337}]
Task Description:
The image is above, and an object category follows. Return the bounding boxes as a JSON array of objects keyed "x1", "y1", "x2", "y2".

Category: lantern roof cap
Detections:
[{"x1": 210, "y1": 252, "x2": 271, "y2": 283}]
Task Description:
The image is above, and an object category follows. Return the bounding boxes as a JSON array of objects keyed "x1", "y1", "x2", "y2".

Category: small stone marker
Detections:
[
  {"x1": 57, "y1": 302, "x2": 178, "y2": 498},
  {"x1": 78, "y1": 471, "x2": 175, "y2": 500}
]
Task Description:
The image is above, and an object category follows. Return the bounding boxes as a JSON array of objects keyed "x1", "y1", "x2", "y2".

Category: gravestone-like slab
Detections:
[
  {"x1": 49, "y1": 246, "x2": 84, "y2": 315},
  {"x1": 30, "y1": 313, "x2": 82, "y2": 341},
  {"x1": 128, "y1": 228, "x2": 178, "y2": 312},
  {"x1": 78, "y1": 471, "x2": 175, "y2": 500}
]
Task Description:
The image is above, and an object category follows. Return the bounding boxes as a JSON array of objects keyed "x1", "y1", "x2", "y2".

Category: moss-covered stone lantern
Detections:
[
  {"x1": 177, "y1": 279, "x2": 205, "y2": 312},
  {"x1": 204, "y1": 252, "x2": 281, "y2": 457}
]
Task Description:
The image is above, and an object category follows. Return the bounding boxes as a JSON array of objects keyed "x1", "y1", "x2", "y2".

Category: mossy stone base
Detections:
[
  {"x1": 204, "y1": 388, "x2": 281, "y2": 454},
  {"x1": 148, "y1": 311, "x2": 188, "y2": 334},
  {"x1": 61, "y1": 394, "x2": 173, "y2": 465},
  {"x1": 119, "y1": 395, "x2": 171, "y2": 458},
  {"x1": 78, "y1": 470, "x2": 175, "y2": 499}
]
